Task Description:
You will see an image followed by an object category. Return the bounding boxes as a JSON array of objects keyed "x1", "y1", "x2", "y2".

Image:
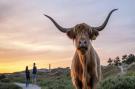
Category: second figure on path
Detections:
[{"x1": 32, "y1": 63, "x2": 37, "y2": 84}]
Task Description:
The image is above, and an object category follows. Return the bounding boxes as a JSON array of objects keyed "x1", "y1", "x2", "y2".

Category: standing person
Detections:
[
  {"x1": 32, "y1": 62, "x2": 37, "y2": 84},
  {"x1": 25, "y1": 66, "x2": 30, "y2": 87}
]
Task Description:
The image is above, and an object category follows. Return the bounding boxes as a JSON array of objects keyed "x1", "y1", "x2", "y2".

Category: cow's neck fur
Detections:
[
  {"x1": 76, "y1": 46, "x2": 98, "y2": 89},
  {"x1": 78, "y1": 51, "x2": 88, "y2": 66},
  {"x1": 77, "y1": 46, "x2": 94, "y2": 66},
  {"x1": 77, "y1": 45, "x2": 97, "y2": 78}
]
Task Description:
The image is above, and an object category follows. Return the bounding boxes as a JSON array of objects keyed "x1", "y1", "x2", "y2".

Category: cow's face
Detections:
[
  {"x1": 67, "y1": 23, "x2": 99, "y2": 54},
  {"x1": 75, "y1": 24, "x2": 90, "y2": 54}
]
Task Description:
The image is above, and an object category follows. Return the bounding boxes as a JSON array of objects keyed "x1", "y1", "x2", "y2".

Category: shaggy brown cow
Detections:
[{"x1": 44, "y1": 9, "x2": 117, "y2": 89}]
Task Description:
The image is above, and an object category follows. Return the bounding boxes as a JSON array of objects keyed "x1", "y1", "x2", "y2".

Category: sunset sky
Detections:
[{"x1": 0, "y1": 0, "x2": 135, "y2": 73}]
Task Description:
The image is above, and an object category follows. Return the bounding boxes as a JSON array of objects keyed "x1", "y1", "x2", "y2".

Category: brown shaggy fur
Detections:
[{"x1": 69, "y1": 23, "x2": 101, "y2": 89}]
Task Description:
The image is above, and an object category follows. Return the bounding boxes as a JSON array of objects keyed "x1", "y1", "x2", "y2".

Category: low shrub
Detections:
[
  {"x1": 97, "y1": 76, "x2": 135, "y2": 89},
  {"x1": 126, "y1": 71, "x2": 135, "y2": 76},
  {"x1": 0, "y1": 83, "x2": 22, "y2": 89},
  {"x1": 0, "y1": 74, "x2": 6, "y2": 80},
  {"x1": 0, "y1": 78, "x2": 10, "y2": 83},
  {"x1": 10, "y1": 77, "x2": 25, "y2": 83},
  {"x1": 39, "y1": 75, "x2": 74, "y2": 89}
]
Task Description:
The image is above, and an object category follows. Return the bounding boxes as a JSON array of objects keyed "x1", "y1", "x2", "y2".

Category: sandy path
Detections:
[{"x1": 15, "y1": 83, "x2": 41, "y2": 89}]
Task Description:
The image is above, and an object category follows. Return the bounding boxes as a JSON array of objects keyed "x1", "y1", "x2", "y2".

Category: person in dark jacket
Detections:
[
  {"x1": 25, "y1": 66, "x2": 30, "y2": 87},
  {"x1": 32, "y1": 63, "x2": 37, "y2": 84}
]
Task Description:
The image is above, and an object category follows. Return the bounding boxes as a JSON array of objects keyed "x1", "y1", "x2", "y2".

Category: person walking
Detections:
[
  {"x1": 25, "y1": 66, "x2": 30, "y2": 87},
  {"x1": 32, "y1": 62, "x2": 37, "y2": 84}
]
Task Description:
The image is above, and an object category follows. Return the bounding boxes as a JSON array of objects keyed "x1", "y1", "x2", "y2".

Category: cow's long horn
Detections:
[
  {"x1": 92, "y1": 9, "x2": 118, "y2": 31},
  {"x1": 43, "y1": 14, "x2": 73, "y2": 33}
]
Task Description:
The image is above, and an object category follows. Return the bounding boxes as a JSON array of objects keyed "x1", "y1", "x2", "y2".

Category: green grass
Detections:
[
  {"x1": 0, "y1": 82, "x2": 22, "y2": 89},
  {"x1": 0, "y1": 75, "x2": 22, "y2": 89},
  {"x1": 38, "y1": 75, "x2": 74, "y2": 89},
  {"x1": 97, "y1": 76, "x2": 135, "y2": 89},
  {"x1": 126, "y1": 71, "x2": 135, "y2": 76},
  {"x1": 102, "y1": 65, "x2": 120, "y2": 79},
  {"x1": 8, "y1": 71, "x2": 73, "y2": 89},
  {"x1": 10, "y1": 77, "x2": 25, "y2": 83},
  {"x1": 98, "y1": 65, "x2": 135, "y2": 89}
]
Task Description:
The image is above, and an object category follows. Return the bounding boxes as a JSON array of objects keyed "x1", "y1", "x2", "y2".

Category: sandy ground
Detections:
[{"x1": 15, "y1": 83, "x2": 41, "y2": 89}]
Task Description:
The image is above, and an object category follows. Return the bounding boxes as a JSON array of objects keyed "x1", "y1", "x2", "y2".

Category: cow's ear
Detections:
[
  {"x1": 67, "y1": 29, "x2": 76, "y2": 39},
  {"x1": 89, "y1": 29, "x2": 99, "y2": 40}
]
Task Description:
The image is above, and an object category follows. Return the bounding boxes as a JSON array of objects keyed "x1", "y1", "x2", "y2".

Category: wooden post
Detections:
[{"x1": 49, "y1": 64, "x2": 51, "y2": 72}]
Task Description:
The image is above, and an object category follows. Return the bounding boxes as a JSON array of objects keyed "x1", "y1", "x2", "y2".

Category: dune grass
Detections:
[
  {"x1": 38, "y1": 75, "x2": 74, "y2": 89},
  {"x1": 97, "y1": 75, "x2": 135, "y2": 89},
  {"x1": 6, "y1": 64, "x2": 135, "y2": 89},
  {"x1": 0, "y1": 82, "x2": 22, "y2": 89}
]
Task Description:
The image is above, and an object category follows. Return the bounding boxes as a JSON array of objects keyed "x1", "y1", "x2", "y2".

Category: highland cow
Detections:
[{"x1": 44, "y1": 9, "x2": 117, "y2": 89}]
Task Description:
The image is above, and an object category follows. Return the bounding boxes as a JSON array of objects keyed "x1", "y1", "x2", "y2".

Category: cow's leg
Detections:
[
  {"x1": 82, "y1": 68, "x2": 89, "y2": 89},
  {"x1": 87, "y1": 75, "x2": 92, "y2": 89},
  {"x1": 90, "y1": 77, "x2": 97, "y2": 89},
  {"x1": 92, "y1": 82, "x2": 97, "y2": 89},
  {"x1": 72, "y1": 77, "x2": 82, "y2": 89},
  {"x1": 95, "y1": 51, "x2": 101, "y2": 81},
  {"x1": 82, "y1": 76, "x2": 87, "y2": 89},
  {"x1": 91, "y1": 67, "x2": 98, "y2": 89},
  {"x1": 97, "y1": 65, "x2": 101, "y2": 81}
]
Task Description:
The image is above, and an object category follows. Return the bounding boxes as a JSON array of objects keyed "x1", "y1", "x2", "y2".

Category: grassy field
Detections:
[
  {"x1": 38, "y1": 75, "x2": 74, "y2": 89},
  {"x1": 97, "y1": 75, "x2": 135, "y2": 89},
  {"x1": 36, "y1": 68, "x2": 74, "y2": 89},
  {"x1": 37, "y1": 64, "x2": 135, "y2": 89},
  {"x1": 0, "y1": 76, "x2": 22, "y2": 89},
  {"x1": 5, "y1": 67, "x2": 74, "y2": 89},
  {"x1": 4, "y1": 63, "x2": 135, "y2": 89},
  {"x1": 0, "y1": 82, "x2": 22, "y2": 89}
]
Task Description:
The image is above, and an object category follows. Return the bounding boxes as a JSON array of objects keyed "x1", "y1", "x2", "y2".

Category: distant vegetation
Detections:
[{"x1": 107, "y1": 54, "x2": 135, "y2": 66}]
